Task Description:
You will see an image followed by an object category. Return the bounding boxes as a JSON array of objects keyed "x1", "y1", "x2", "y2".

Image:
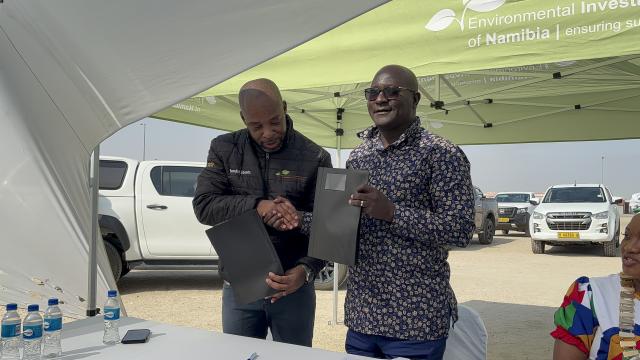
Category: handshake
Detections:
[
  {"x1": 256, "y1": 184, "x2": 395, "y2": 231},
  {"x1": 257, "y1": 196, "x2": 300, "y2": 231}
]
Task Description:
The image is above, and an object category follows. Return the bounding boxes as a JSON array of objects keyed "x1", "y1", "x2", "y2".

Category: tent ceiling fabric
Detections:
[
  {"x1": 157, "y1": 55, "x2": 640, "y2": 148},
  {"x1": 155, "y1": 0, "x2": 640, "y2": 147},
  {"x1": 0, "y1": 0, "x2": 385, "y2": 313}
]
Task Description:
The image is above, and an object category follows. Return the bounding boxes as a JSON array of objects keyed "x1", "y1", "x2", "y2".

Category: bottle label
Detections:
[
  {"x1": 104, "y1": 307, "x2": 120, "y2": 321},
  {"x1": 44, "y1": 317, "x2": 62, "y2": 332},
  {"x1": 1, "y1": 323, "x2": 20, "y2": 338},
  {"x1": 23, "y1": 324, "x2": 43, "y2": 339}
]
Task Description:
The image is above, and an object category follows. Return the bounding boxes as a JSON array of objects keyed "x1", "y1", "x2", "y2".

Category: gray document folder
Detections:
[
  {"x1": 308, "y1": 167, "x2": 369, "y2": 266},
  {"x1": 205, "y1": 210, "x2": 283, "y2": 304}
]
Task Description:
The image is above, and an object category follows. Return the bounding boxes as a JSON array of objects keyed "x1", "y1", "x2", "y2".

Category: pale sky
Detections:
[{"x1": 101, "y1": 117, "x2": 640, "y2": 199}]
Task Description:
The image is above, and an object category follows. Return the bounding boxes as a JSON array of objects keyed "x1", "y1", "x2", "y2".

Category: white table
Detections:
[{"x1": 62, "y1": 316, "x2": 372, "y2": 359}]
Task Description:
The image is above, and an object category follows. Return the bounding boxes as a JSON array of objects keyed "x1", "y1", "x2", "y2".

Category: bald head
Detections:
[
  {"x1": 238, "y1": 78, "x2": 287, "y2": 152},
  {"x1": 373, "y1": 65, "x2": 419, "y2": 92},
  {"x1": 239, "y1": 78, "x2": 283, "y2": 112}
]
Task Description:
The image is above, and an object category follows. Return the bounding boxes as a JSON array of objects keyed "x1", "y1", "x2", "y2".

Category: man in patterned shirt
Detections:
[{"x1": 344, "y1": 65, "x2": 476, "y2": 359}]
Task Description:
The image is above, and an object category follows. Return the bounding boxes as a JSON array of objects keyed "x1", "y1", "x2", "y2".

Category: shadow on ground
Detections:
[
  {"x1": 451, "y1": 235, "x2": 516, "y2": 251},
  {"x1": 543, "y1": 243, "x2": 620, "y2": 257},
  {"x1": 461, "y1": 300, "x2": 556, "y2": 360},
  {"x1": 118, "y1": 270, "x2": 222, "y2": 294}
]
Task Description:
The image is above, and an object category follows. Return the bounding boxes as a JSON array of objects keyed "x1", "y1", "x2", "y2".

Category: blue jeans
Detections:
[
  {"x1": 345, "y1": 329, "x2": 447, "y2": 360},
  {"x1": 222, "y1": 281, "x2": 315, "y2": 347}
]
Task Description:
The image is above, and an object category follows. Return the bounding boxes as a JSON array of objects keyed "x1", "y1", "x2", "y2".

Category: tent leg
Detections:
[
  {"x1": 331, "y1": 262, "x2": 340, "y2": 326},
  {"x1": 87, "y1": 146, "x2": 100, "y2": 317},
  {"x1": 330, "y1": 124, "x2": 343, "y2": 326}
]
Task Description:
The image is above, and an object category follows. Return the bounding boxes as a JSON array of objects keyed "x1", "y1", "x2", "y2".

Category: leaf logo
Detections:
[
  {"x1": 425, "y1": 9, "x2": 457, "y2": 32},
  {"x1": 425, "y1": 0, "x2": 506, "y2": 31}
]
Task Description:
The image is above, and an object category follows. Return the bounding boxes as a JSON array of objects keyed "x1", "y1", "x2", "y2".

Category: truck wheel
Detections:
[
  {"x1": 603, "y1": 226, "x2": 620, "y2": 257},
  {"x1": 104, "y1": 241, "x2": 123, "y2": 281},
  {"x1": 314, "y1": 263, "x2": 348, "y2": 291},
  {"x1": 501, "y1": 230, "x2": 509, "y2": 235},
  {"x1": 531, "y1": 240, "x2": 545, "y2": 254},
  {"x1": 478, "y1": 218, "x2": 495, "y2": 244}
]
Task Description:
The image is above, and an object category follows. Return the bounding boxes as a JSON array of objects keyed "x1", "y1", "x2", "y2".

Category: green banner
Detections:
[
  {"x1": 154, "y1": 0, "x2": 640, "y2": 148},
  {"x1": 195, "y1": 0, "x2": 640, "y2": 94}
]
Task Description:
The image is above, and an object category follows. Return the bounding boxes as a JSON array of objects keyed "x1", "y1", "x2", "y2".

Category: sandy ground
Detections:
[{"x1": 117, "y1": 215, "x2": 632, "y2": 359}]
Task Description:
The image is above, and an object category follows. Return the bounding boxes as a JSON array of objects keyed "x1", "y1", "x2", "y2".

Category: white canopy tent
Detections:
[{"x1": 0, "y1": 0, "x2": 386, "y2": 317}]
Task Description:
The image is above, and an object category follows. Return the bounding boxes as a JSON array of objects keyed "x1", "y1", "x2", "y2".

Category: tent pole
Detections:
[
  {"x1": 331, "y1": 114, "x2": 344, "y2": 326},
  {"x1": 87, "y1": 146, "x2": 100, "y2": 317}
]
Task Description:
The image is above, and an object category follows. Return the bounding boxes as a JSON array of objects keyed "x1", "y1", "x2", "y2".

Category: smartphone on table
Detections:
[{"x1": 121, "y1": 329, "x2": 151, "y2": 344}]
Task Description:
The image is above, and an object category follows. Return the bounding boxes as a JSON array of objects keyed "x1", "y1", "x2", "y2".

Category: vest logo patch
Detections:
[{"x1": 275, "y1": 169, "x2": 306, "y2": 182}]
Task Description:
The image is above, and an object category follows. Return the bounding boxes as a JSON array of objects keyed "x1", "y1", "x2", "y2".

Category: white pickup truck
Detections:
[
  {"x1": 98, "y1": 156, "x2": 344, "y2": 289},
  {"x1": 529, "y1": 184, "x2": 623, "y2": 256}
]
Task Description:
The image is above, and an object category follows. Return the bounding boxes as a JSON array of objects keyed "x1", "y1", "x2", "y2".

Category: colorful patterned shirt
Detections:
[
  {"x1": 552, "y1": 274, "x2": 640, "y2": 359},
  {"x1": 343, "y1": 118, "x2": 475, "y2": 341}
]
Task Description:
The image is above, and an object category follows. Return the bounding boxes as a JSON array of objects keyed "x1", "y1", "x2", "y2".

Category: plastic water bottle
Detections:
[
  {"x1": 22, "y1": 304, "x2": 43, "y2": 360},
  {"x1": 1, "y1": 303, "x2": 21, "y2": 360},
  {"x1": 42, "y1": 298, "x2": 62, "y2": 358},
  {"x1": 102, "y1": 290, "x2": 120, "y2": 345}
]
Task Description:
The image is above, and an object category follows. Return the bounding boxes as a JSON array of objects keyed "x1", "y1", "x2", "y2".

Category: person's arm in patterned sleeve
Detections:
[
  {"x1": 349, "y1": 143, "x2": 475, "y2": 248},
  {"x1": 390, "y1": 144, "x2": 475, "y2": 247},
  {"x1": 551, "y1": 277, "x2": 596, "y2": 360}
]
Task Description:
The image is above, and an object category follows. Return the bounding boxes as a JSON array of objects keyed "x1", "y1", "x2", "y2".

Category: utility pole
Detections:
[
  {"x1": 140, "y1": 123, "x2": 147, "y2": 160},
  {"x1": 601, "y1": 155, "x2": 605, "y2": 184}
]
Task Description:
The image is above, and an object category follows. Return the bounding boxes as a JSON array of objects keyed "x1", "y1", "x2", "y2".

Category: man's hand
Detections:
[
  {"x1": 257, "y1": 197, "x2": 299, "y2": 230},
  {"x1": 348, "y1": 184, "x2": 395, "y2": 222},
  {"x1": 265, "y1": 265, "x2": 307, "y2": 303}
]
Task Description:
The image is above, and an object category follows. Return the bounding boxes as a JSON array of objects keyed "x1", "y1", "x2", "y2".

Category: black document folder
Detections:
[
  {"x1": 205, "y1": 210, "x2": 283, "y2": 304},
  {"x1": 308, "y1": 167, "x2": 369, "y2": 266}
]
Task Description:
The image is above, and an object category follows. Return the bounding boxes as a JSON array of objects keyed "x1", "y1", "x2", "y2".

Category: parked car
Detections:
[
  {"x1": 494, "y1": 192, "x2": 537, "y2": 236},
  {"x1": 98, "y1": 156, "x2": 346, "y2": 290},
  {"x1": 529, "y1": 184, "x2": 622, "y2": 256},
  {"x1": 630, "y1": 193, "x2": 640, "y2": 214},
  {"x1": 474, "y1": 186, "x2": 498, "y2": 244}
]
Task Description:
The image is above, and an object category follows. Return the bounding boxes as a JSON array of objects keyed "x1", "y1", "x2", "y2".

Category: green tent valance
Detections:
[{"x1": 155, "y1": 0, "x2": 640, "y2": 148}]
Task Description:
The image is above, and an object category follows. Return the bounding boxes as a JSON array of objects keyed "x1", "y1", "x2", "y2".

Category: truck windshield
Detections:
[
  {"x1": 543, "y1": 187, "x2": 606, "y2": 203},
  {"x1": 496, "y1": 194, "x2": 530, "y2": 203}
]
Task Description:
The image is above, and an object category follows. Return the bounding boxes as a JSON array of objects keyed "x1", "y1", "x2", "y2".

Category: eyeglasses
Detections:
[{"x1": 364, "y1": 86, "x2": 416, "y2": 101}]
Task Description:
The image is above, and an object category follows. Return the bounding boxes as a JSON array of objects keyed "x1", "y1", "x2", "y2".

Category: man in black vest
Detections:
[{"x1": 193, "y1": 78, "x2": 330, "y2": 346}]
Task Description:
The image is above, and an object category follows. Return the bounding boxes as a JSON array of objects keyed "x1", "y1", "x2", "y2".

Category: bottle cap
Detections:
[
  {"x1": 6, "y1": 303, "x2": 17, "y2": 311},
  {"x1": 27, "y1": 304, "x2": 39, "y2": 312},
  {"x1": 107, "y1": 290, "x2": 118, "y2": 297},
  {"x1": 48, "y1": 298, "x2": 59, "y2": 306}
]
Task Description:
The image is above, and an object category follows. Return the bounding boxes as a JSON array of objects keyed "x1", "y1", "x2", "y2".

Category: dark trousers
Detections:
[
  {"x1": 222, "y1": 281, "x2": 315, "y2": 347},
  {"x1": 345, "y1": 329, "x2": 447, "y2": 360}
]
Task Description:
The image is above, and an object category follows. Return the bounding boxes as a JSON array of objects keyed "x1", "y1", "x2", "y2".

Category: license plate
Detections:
[
  {"x1": 558, "y1": 232, "x2": 580, "y2": 239},
  {"x1": 498, "y1": 217, "x2": 510, "y2": 223}
]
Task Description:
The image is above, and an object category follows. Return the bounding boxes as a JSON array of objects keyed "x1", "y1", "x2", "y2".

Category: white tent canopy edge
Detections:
[{"x1": 0, "y1": 0, "x2": 386, "y2": 316}]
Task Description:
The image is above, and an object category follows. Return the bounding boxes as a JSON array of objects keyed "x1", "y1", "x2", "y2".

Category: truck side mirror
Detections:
[
  {"x1": 613, "y1": 197, "x2": 624, "y2": 205},
  {"x1": 529, "y1": 198, "x2": 539, "y2": 206}
]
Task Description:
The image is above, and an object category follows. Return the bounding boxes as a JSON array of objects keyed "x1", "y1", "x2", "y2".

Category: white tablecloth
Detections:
[{"x1": 61, "y1": 316, "x2": 371, "y2": 360}]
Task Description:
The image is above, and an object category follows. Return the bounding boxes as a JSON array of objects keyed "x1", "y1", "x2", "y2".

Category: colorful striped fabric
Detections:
[{"x1": 551, "y1": 275, "x2": 640, "y2": 360}]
